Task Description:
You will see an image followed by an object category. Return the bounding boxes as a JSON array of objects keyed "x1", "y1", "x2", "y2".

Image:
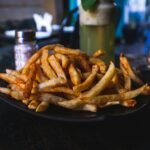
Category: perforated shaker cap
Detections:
[{"x1": 15, "y1": 29, "x2": 36, "y2": 43}]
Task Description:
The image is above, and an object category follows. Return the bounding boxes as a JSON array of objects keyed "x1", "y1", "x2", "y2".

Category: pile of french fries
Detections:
[{"x1": 0, "y1": 44, "x2": 149, "y2": 112}]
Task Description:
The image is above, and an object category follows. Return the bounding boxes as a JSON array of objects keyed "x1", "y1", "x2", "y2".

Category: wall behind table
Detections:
[{"x1": 0, "y1": 0, "x2": 63, "y2": 23}]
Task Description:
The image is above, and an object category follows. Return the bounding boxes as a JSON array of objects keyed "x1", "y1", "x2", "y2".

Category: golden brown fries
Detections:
[
  {"x1": 36, "y1": 101, "x2": 49, "y2": 112},
  {"x1": 6, "y1": 69, "x2": 27, "y2": 82},
  {"x1": 48, "y1": 55, "x2": 67, "y2": 80},
  {"x1": 90, "y1": 57, "x2": 106, "y2": 74},
  {"x1": 39, "y1": 86, "x2": 75, "y2": 96},
  {"x1": 80, "y1": 62, "x2": 116, "y2": 99},
  {"x1": 38, "y1": 78, "x2": 66, "y2": 89},
  {"x1": 92, "y1": 49, "x2": 105, "y2": 58},
  {"x1": 73, "y1": 65, "x2": 98, "y2": 93},
  {"x1": 54, "y1": 46, "x2": 82, "y2": 55},
  {"x1": 0, "y1": 44, "x2": 149, "y2": 113},
  {"x1": 120, "y1": 54, "x2": 143, "y2": 85},
  {"x1": 23, "y1": 64, "x2": 37, "y2": 98},
  {"x1": 41, "y1": 49, "x2": 57, "y2": 79},
  {"x1": 55, "y1": 53, "x2": 69, "y2": 69},
  {"x1": 68, "y1": 64, "x2": 81, "y2": 85}
]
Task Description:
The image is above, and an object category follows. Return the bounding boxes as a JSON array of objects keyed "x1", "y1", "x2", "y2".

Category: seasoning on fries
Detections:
[{"x1": 0, "y1": 44, "x2": 149, "y2": 112}]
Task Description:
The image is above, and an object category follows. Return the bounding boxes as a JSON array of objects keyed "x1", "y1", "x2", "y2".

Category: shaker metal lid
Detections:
[{"x1": 15, "y1": 29, "x2": 36, "y2": 43}]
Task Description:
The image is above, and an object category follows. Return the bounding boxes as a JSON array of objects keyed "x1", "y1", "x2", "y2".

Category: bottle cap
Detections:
[{"x1": 15, "y1": 30, "x2": 36, "y2": 43}]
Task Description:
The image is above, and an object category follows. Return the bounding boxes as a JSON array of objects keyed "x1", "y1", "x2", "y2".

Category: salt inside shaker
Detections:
[{"x1": 14, "y1": 30, "x2": 38, "y2": 70}]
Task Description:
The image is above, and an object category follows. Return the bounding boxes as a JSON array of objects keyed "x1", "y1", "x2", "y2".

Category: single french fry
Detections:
[
  {"x1": 83, "y1": 72, "x2": 103, "y2": 80},
  {"x1": 6, "y1": 69, "x2": 27, "y2": 82},
  {"x1": 36, "y1": 101, "x2": 50, "y2": 112},
  {"x1": 55, "y1": 53, "x2": 69, "y2": 69},
  {"x1": 39, "y1": 93, "x2": 66, "y2": 105},
  {"x1": 39, "y1": 67, "x2": 48, "y2": 82},
  {"x1": 22, "y1": 99, "x2": 31, "y2": 105},
  {"x1": 80, "y1": 62, "x2": 116, "y2": 99},
  {"x1": 38, "y1": 78, "x2": 66, "y2": 89},
  {"x1": 23, "y1": 64, "x2": 37, "y2": 98},
  {"x1": 0, "y1": 73, "x2": 23, "y2": 84},
  {"x1": 48, "y1": 55, "x2": 67, "y2": 80},
  {"x1": 80, "y1": 104, "x2": 97, "y2": 112},
  {"x1": 120, "y1": 54, "x2": 143, "y2": 85},
  {"x1": 58, "y1": 98, "x2": 83, "y2": 109},
  {"x1": 121, "y1": 99, "x2": 137, "y2": 107},
  {"x1": 90, "y1": 58, "x2": 106, "y2": 74},
  {"x1": 0, "y1": 87, "x2": 11, "y2": 95},
  {"x1": 73, "y1": 65, "x2": 98, "y2": 93},
  {"x1": 92, "y1": 49, "x2": 105, "y2": 58},
  {"x1": 28, "y1": 100, "x2": 40, "y2": 110},
  {"x1": 54, "y1": 46, "x2": 82, "y2": 55},
  {"x1": 40, "y1": 86, "x2": 75, "y2": 96},
  {"x1": 58, "y1": 99, "x2": 97, "y2": 112},
  {"x1": 120, "y1": 63, "x2": 131, "y2": 91},
  {"x1": 22, "y1": 51, "x2": 41, "y2": 75},
  {"x1": 68, "y1": 64, "x2": 81, "y2": 85},
  {"x1": 41, "y1": 49, "x2": 57, "y2": 79},
  {"x1": 0, "y1": 87, "x2": 24, "y2": 100}
]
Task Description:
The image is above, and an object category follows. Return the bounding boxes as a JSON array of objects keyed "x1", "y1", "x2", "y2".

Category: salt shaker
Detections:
[{"x1": 14, "y1": 30, "x2": 38, "y2": 70}]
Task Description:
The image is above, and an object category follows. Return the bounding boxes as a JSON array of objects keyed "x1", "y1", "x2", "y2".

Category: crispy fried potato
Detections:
[
  {"x1": 68, "y1": 64, "x2": 81, "y2": 85},
  {"x1": 38, "y1": 78, "x2": 66, "y2": 89},
  {"x1": 22, "y1": 99, "x2": 31, "y2": 105},
  {"x1": 80, "y1": 62, "x2": 116, "y2": 99},
  {"x1": 39, "y1": 93, "x2": 66, "y2": 104},
  {"x1": 0, "y1": 73, "x2": 23, "y2": 84},
  {"x1": 39, "y1": 86, "x2": 75, "y2": 96},
  {"x1": 92, "y1": 49, "x2": 105, "y2": 58},
  {"x1": 68, "y1": 54, "x2": 91, "y2": 72},
  {"x1": 6, "y1": 69, "x2": 27, "y2": 82},
  {"x1": 90, "y1": 84, "x2": 147, "y2": 105},
  {"x1": 48, "y1": 55, "x2": 67, "y2": 80},
  {"x1": 120, "y1": 54, "x2": 143, "y2": 85},
  {"x1": 28, "y1": 100, "x2": 40, "y2": 110},
  {"x1": 41, "y1": 49, "x2": 57, "y2": 79},
  {"x1": 0, "y1": 44, "x2": 148, "y2": 113},
  {"x1": 73, "y1": 65, "x2": 98, "y2": 93},
  {"x1": 90, "y1": 58, "x2": 106, "y2": 74},
  {"x1": 58, "y1": 99, "x2": 97, "y2": 112},
  {"x1": 121, "y1": 99, "x2": 137, "y2": 107},
  {"x1": 22, "y1": 44, "x2": 62, "y2": 75},
  {"x1": 0, "y1": 87, "x2": 24, "y2": 100},
  {"x1": 120, "y1": 63, "x2": 131, "y2": 91},
  {"x1": 23, "y1": 64, "x2": 37, "y2": 98},
  {"x1": 55, "y1": 53, "x2": 69, "y2": 69},
  {"x1": 36, "y1": 101, "x2": 49, "y2": 112},
  {"x1": 54, "y1": 46, "x2": 82, "y2": 55}
]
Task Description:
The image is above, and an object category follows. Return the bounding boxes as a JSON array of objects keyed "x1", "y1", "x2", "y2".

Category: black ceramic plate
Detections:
[
  {"x1": 0, "y1": 81, "x2": 149, "y2": 122},
  {"x1": 1, "y1": 49, "x2": 150, "y2": 122}
]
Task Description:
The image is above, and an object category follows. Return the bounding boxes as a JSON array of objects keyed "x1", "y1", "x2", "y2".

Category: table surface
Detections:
[{"x1": 0, "y1": 46, "x2": 150, "y2": 150}]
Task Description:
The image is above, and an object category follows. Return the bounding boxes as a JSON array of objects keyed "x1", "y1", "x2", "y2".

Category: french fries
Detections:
[
  {"x1": 48, "y1": 55, "x2": 67, "y2": 80},
  {"x1": 41, "y1": 49, "x2": 57, "y2": 79},
  {"x1": 68, "y1": 64, "x2": 81, "y2": 85},
  {"x1": 80, "y1": 62, "x2": 116, "y2": 99},
  {"x1": 0, "y1": 44, "x2": 149, "y2": 113}
]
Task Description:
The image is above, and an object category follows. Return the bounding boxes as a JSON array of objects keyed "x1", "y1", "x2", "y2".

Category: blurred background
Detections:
[{"x1": 0, "y1": 0, "x2": 150, "y2": 69}]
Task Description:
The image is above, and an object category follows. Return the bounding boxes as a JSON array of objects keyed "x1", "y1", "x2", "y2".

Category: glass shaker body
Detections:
[{"x1": 14, "y1": 30, "x2": 38, "y2": 70}]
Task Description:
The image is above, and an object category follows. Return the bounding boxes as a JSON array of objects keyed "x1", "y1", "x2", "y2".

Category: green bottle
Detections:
[{"x1": 80, "y1": 0, "x2": 115, "y2": 63}]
